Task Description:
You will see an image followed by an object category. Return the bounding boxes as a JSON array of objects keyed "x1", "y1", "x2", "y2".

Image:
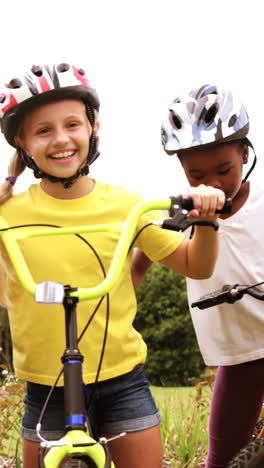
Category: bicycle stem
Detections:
[{"x1": 61, "y1": 294, "x2": 87, "y2": 432}]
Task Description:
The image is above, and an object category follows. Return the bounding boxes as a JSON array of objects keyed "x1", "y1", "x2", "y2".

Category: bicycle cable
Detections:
[
  {"x1": 127, "y1": 223, "x2": 154, "y2": 254},
  {"x1": 232, "y1": 281, "x2": 264, "y2": 294}
]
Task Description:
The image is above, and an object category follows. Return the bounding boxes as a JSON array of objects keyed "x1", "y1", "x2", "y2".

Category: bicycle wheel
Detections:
[{"x1": 227, "y1": 438, "x2": 264, "y2": 468}]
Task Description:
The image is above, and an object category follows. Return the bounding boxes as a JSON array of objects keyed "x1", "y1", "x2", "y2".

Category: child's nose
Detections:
[
  {"x1": 205, "y1": 178, "x2": 222, "y2": 189},
  {"x1": 53, "y1": 128, "x2": 70, "y2": 145}
]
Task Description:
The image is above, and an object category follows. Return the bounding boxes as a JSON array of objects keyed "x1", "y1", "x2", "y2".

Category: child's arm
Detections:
[
  {"x1": 132, "y1": 186, "x2": 224, "y2": 281},
  {"x1": 132, "y1": 227, "x2": 219, "y2": 282},
  {"x1": 160, "y1": 185, "x2": 223, "y2": 279},
  {"x1": 131, "y1": 249, "x2": 152, "y2": 289},
  {"x1": 160, "y1": 223, "x2": 219, "y2": 279}
]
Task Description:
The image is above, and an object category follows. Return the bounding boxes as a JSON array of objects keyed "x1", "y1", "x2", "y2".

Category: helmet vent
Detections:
[
  {"x1": 161, "y1": 128, "x2": 168, "y2": 145},
  {"x1": 204, "y1": 104, "x2": 218, "y2": 125},
  {"x1": 228, "y1": 114, "x2": 237, "y2": 127},
  {"x1": 0, "y1": 95, "x2": 6, "y2": 103},
  {"x1": 57, "y1": 63, "x2": 70, "y2": 73},
  {"x1": 8, "y1": 78, "x2": 22, "y2": 89},
  {"x1": 31, "y1": 66, "x2": 43, "y2": 77},
  {"x1": 78, "y1": 68, "x2": 85, "y2": 75},
  {"x1": 170, "y1": 112, "x2": 182, "y2": 130}
]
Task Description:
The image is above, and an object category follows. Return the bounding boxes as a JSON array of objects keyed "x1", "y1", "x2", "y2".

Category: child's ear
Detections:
[
  {"x1": 14, "y1": 136, "x2": 26, "y2": 151},
  {"x1": 242, "y1": 144, "x2": 249, "y2": 164},
  {"x1": 93, "y1": 119, "x2": 100, "y2": 136}
]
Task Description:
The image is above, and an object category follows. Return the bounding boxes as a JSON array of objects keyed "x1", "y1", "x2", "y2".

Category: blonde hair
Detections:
[
  {"x1": 0, "y1": 151, "x2": 27, "y2": 203},
  {"x1": 0, "y1": 250, "x2": 13, "y2": 309},
  {"x1": 0, "y1": 151, "x2": 27, "y2": 308}
]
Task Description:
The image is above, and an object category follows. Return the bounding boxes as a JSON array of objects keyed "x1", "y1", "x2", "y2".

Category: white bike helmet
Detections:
[
  {"x1": 0, "y1": 63, "x2": 100, "y2": 188},
  {"x1": 161, "y1": 84, "x2": 249, "y2": 155}
]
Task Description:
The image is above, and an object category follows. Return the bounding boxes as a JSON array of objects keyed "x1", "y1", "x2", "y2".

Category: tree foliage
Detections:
[{"x1": 134, "y1": 263, "x2": 205, "y2": 386}]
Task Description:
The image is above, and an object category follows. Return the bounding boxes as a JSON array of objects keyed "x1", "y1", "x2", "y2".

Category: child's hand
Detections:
[{"x1": 188, "y1": 184, "x2": 225, "y2": 217}]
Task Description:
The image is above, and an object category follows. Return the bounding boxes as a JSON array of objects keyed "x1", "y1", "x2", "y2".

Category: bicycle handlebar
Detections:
[
  {"x1": 191, "y1": 283, "x2": 264, "y2": 309},
  {"x1": 0, "y1": 195, "x2": 231, "y2": 303}
]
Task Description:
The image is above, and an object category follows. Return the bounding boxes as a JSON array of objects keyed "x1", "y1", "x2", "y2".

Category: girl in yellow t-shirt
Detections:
[{"x1": 0, "y1": 63, "x2": 225, "y2": 468}]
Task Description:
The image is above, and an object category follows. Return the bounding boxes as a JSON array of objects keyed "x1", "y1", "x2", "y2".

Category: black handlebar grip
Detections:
[
  {"x1": 191, "y1": 285, "x2": 240, "y2": 309},
  {"x1": 177, "y1": 196, "x2": 232, "y2": 214},
  {"x1": 191, "y1": 291, "x2": 230, "y2": 309}
]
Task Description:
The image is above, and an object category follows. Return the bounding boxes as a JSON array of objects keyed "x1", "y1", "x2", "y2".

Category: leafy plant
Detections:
[
  {"x1": 0, "y1": 372, "x2": 24, "y2": 466},
  {"x1": 135, "y1": 263, "x2": 205, "y2": 385}
]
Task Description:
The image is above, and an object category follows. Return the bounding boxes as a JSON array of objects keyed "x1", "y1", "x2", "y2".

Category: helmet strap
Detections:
[
  {"x1": 242, "y1": 138, "x2": 257, "y2": 183},
  {"x1": 18, "y1": 132, "x2": 100, "y2": 189}
]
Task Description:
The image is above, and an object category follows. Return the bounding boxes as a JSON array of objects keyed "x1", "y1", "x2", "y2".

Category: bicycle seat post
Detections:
[{"x1": 61, "y1": 290, "x2": 87, "y2": 434}]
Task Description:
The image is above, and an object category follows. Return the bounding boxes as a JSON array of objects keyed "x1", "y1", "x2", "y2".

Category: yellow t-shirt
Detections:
[{"x1": 1, "y1": 181, "x2": 184, "y2": 385}]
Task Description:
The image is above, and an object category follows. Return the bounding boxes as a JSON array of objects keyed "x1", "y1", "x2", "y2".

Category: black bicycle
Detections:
[{"x1": 192, "y1": 283, "x2": 264, "y2": 468}]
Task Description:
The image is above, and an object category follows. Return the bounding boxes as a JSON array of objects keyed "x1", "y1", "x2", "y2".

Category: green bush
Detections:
[{"x1": 134, "y1": 263, "x2": 205, "y2": 386}]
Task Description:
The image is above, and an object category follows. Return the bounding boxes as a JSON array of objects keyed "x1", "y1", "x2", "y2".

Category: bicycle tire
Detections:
[
  {"x1": 227, "y1": 438, "x2": 264, "y2": 468},
  {"x1": 63, "y1": 457, "x2": 97, "y2": 468},
  {"x1": 252, "y1": 420, "x2": 264, "y2": 440}
]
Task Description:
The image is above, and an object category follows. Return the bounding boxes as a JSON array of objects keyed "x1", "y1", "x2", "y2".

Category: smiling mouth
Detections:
[{"x1": 49, "y1": 151, "x2": 75, "y2": 160}]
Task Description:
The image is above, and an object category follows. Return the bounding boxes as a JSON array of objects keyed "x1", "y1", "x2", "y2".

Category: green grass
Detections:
[
  {"x1": 152, "y1": 385, "x2": 194, "y2": 401},
  {"x1": 0, "y1": 377, "x2": 211, "y2": 468},
  {"x1": 152, "y1": 385, "x2": 210, "y2": 467}
]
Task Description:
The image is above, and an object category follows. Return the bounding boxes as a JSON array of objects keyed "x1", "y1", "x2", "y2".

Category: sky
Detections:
[{"x1": 0, "y1": 0, "x2": 263, "y2": 199}]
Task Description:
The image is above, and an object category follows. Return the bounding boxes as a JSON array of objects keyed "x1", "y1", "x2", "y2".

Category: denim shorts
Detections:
[{"x1": 22, "y1": 364, "x2": 161, "y2": 442}]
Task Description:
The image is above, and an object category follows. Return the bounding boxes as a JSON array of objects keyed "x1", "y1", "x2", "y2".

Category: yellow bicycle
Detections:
[{"x1": 0, "y1": 195, "x2": 230, "y2": 467}]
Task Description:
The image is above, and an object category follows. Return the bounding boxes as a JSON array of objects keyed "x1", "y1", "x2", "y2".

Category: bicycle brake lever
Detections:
[
  {"x1": 162, "y1": 210, "x2": 219, "y2": 232},
  {"x1": 161, "y1": 194, "x2": 233, "y2": 232}
]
